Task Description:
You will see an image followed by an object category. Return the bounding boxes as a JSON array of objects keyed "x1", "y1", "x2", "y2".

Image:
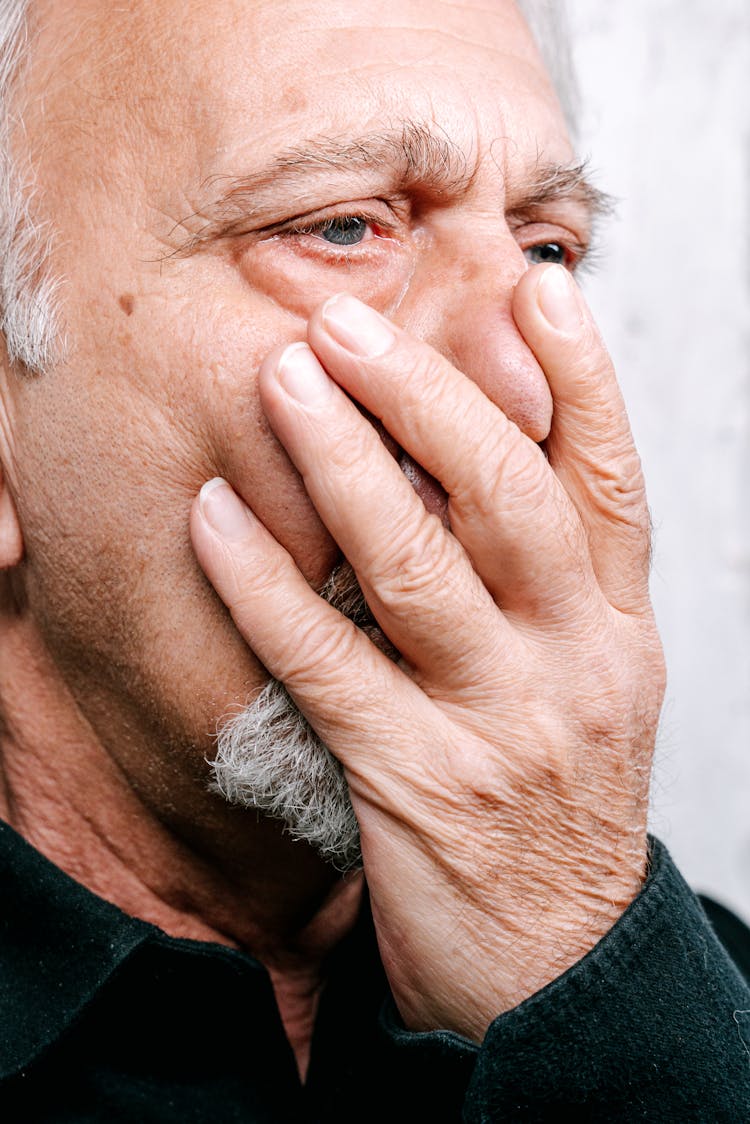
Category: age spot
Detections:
[
  {"x1": 281, "y1": 88, "x2": 308, "y2": 113},
  {"x1": 118, "y1": 293, "x2": 135, "y2": 316}
]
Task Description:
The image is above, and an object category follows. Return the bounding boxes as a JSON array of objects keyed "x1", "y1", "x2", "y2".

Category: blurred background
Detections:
[{"x1": 565, "y1": 1, "x2": 750, "y2": 921}]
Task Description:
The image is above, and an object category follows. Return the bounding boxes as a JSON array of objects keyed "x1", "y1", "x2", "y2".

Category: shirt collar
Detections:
[{"x1": 0, "y1": 819, "x2": 151, "y2": 1077}]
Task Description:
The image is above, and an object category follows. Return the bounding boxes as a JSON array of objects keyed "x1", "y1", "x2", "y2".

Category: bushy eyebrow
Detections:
[
  {"x1": 170, "y1": 120, "x2": 611, "y2": 255},
  {"x1": 505, "y1": 157, "x2": 613, "y2": 220}
]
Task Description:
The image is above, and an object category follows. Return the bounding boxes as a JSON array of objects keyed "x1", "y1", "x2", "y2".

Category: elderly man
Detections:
[{"x1": 0, "y1": 0, "x2": 748, "y2": 1119}]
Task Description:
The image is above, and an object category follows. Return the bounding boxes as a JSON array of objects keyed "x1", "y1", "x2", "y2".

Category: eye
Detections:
[
  {"x1": 274, "y1": 209, "x2": 392, "y2": 256},
  {"x1": 524, "y1": 241, "x2": 567, "y2": 267},
  {"x1": 313, "y1": 215, "x2": 372, "y2": 246}
]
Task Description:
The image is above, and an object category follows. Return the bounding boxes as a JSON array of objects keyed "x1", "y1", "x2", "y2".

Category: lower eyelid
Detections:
[{"x1": 263, "y1": 234, "x2": 395, "y2": 265}]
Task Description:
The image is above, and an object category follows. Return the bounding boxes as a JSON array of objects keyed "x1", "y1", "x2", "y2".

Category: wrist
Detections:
[{"x1": 392, "y1": 837, "x2": 650, "y2": 1043}]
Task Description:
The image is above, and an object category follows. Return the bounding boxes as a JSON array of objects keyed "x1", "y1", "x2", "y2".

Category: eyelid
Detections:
[
  {"x1": 258, "y1": 198, "x2": 407, "y2": 241},
  {"x1": 287, "y1": 211, "x2": 395, "y2": 240},
  {"x1": 512, "y1": 218, "x2": 592, "y2": 272}
]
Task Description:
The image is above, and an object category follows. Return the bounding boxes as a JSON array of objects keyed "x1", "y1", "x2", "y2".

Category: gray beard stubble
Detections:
[{"x1": 209, "y1": 562, "x2": 397, "y2": 872}]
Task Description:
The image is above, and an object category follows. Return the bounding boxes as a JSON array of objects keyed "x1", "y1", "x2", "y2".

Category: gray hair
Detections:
[
  {"x1": 0, "y1": 0, "x2": 60, "y2": 374},
  {"x1": 0, "y1": 0, "x2": 576, "y2": 376}
]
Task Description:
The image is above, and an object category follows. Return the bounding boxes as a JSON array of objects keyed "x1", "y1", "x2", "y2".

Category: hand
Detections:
[{"x1": 190, "y1": 264, "x2": 666, "y2": 1042}]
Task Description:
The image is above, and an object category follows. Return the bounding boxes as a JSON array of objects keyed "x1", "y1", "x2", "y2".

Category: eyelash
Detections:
[
  {"x1": 271, "y1": 210, "x2": 396, "y2": 258},
  {"x1": 270, "y1": 208, "x2": 589, "y2": 272}
]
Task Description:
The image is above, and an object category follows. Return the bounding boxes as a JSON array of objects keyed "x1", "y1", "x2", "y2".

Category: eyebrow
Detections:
[
  {"x1": 504, "y1": 156, "x2": 613, "y2": 221},
  {"x1": 171, "y1": 121, "x2": 612, "y2": 255}
]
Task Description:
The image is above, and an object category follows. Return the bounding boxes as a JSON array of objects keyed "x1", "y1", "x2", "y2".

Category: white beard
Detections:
[{"x1": 209, "y1": 562, "x2": 397, "y2": 872}]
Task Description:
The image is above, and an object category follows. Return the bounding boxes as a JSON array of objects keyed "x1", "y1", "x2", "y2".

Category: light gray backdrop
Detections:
[{"x1": 567, "y1": 0, "x2": 750, "y2": 921}]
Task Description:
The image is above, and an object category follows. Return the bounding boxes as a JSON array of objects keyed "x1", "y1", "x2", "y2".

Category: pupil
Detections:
[
  {"x1": 528, "y1": 242, "x2": 565, "y2": 265},
  {"x1": 320, "y1": 217, "x2": 367, "y2": 246}
]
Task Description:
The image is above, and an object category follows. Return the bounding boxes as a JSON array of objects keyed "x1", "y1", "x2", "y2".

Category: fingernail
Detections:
[
  {"x1": 276, "y1": 342, "x2": 333, "y2": 407},
  {"x1": 322, "y1": 293, "x2": 396, "y2": 358},
  {"x1": 199, "y1": 478, "x2": 255, "y2": 540},
  {"x1": 536, "y1": 265, "x2": 583, "y2": 333}
]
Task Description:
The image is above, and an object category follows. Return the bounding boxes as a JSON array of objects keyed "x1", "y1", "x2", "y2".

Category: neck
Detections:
[{"x1": 0, "y1": 595, "x2": 364, "y2": 1078}]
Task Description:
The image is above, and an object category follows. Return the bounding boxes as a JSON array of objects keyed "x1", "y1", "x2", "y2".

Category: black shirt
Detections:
[{"x1": 1, "y1": 820, "x2": 749, "y2": 1122}]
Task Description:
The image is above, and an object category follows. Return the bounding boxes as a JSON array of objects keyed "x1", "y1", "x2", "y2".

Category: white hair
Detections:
[
  {"x1": 212, "y1": 676, "x2": 363, "y2": 870},
  {"x1": 0, "y1": 0, "x2": 60, "y2": 374},
  {"x1": 210, "y1": 562, "x2": 377, "y2": 871},
  {"x1": 211, "y1": 560, "x2": 401, "y2": 870},
  {"x1": 0, "y1": 0, "x2": 576, "y2": 377}
]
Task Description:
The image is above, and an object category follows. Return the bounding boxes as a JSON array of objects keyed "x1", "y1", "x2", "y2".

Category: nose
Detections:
[{"x1": 394, "y1": 231, "x2": 553, "y2": 445}]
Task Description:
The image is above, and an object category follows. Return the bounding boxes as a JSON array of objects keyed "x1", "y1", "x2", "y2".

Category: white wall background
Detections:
[{"x1": 567, "y1": 1, "x2": 750, "y2": 922}]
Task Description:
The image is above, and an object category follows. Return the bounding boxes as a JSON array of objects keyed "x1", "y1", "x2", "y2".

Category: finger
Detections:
[
  {"x1": 189, "y1": 477, "x2": 428, "y2": 769},
  {"x1": 512, "y1": 265, "x2": 652, "y2": 615},
  {"x1": 256, "y1": 342, "x2": 512, "y2": 681},
  {"x1": 296, "y1": 294, "x2": 598, "y2": 622}
]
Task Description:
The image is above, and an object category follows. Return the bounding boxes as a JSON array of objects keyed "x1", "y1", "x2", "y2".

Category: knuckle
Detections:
[
  {"x1": 592, "y1": 457, "x2": 653, "y2": 568},
  {"x1": 570, "y1": 632, "x2": 662, "y2": 758},
  {"x1": 374, "y1": 511, "x2": 462, "y2": 608},
  {"x1": 396, "y1": 345, "x2": 458, "y2": 408},
  {"x1": 282, "y1": 617, "x2": 394, "y2": 729},
  {"x1": 283, "y1": 612, "x2": 360, "y2": 688},
  {"x1": 480, "y1": 436, "x2": 552, "y2": 521},
  {"x1": 593, "y1": 446, "x2": 648, "y2": 515},
  {"x1": 391, "y1": 344, "x2": 491, "y2": 448}
]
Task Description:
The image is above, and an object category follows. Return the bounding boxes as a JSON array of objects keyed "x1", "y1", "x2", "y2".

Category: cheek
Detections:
[
  {"x1": 10, "y1": 386, "x2": 176, "y2": 725},
  {"x1": 234, "y1": 239, "x2": 414, "y2": 322},
  {"x1": 9, "y1": 322, "x2": 332, "y2": 748},
  {"x1": 70, "y1": 267, "x2": 344, "y2": 586},
  {"x1": 187, "y1": 293, "x2": 344, "y2": 586}
]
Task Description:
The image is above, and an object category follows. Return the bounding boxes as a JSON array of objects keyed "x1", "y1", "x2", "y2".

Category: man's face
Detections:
[{"x1": 3, "y1": 0, "x2": 586, "y2": 786}]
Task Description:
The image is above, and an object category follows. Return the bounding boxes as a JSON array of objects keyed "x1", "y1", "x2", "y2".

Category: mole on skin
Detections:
[{"x1": 118, "y1": 294, "x2": 135, "y2": 316}]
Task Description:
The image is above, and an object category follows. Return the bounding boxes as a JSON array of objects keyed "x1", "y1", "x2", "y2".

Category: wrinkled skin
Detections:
[{"x1": 0, "y1": 0, "x2": 665, "y2": 1062}]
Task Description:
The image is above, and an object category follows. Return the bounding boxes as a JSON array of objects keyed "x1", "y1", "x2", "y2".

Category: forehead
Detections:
[{"x1": 29, "y1": 0, "x2": 571, "y2": 194}]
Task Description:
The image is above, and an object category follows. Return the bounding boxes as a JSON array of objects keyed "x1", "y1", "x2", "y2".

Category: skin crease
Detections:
[{"x1": 0, "y1": 0, "x2": 665, "y2": 1075}]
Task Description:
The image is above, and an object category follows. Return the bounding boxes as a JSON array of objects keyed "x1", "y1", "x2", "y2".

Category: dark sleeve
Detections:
[{"x1": 463, "y1": 836, "x2": 750, "y2": 1122}]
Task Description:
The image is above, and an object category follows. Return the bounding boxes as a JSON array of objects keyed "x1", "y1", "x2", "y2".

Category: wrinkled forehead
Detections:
[{"x1": 25, "y1": 0, "x2": 571, "y2": 234}]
